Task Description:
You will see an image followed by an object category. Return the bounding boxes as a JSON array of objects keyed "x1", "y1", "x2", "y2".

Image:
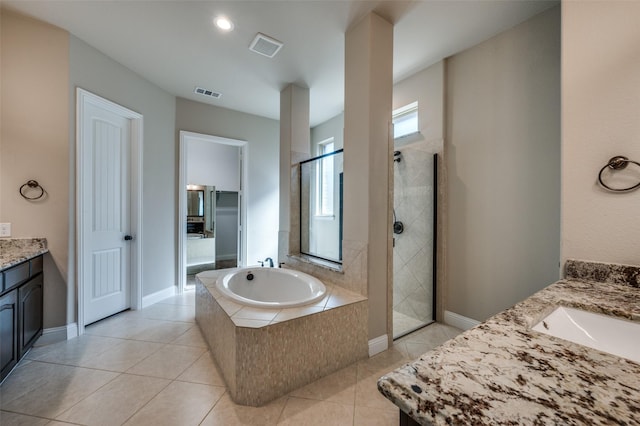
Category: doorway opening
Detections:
[{"x1": 178, "y1": 131, "x2": 247, "y2": 292}]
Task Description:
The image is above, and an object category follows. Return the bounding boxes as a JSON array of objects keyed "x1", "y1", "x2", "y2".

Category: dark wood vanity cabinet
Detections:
[
  {"x1": 0, "y1": 255, "x2": 43, "y2": 382},
  {"x1": 18, "y1": 273, "x2": 43, "y2": 356},
  {"x1": 0, "y1": 290, "x2": 19, "y2": 381}
]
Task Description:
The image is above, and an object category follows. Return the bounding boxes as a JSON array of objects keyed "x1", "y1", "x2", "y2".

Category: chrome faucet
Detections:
[{"x1": 264, "y1": 257, "x2": 274, "y2": 268}]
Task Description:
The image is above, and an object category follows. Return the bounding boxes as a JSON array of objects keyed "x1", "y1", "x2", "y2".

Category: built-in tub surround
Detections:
[
  {"x1": 195, "y1": 269, "x2": 368, "y2": 406},
  {"x1": 378, "y1": 259, "x2": 640, "y2": 424}
]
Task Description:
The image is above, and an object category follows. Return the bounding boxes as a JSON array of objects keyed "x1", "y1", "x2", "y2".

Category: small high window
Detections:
[
  {"x1": 316, "y1": 138, "x2": 335, "y2": 217},
  {"x1": 393, "y1": 101, "x2": 419, "y2": 139}
]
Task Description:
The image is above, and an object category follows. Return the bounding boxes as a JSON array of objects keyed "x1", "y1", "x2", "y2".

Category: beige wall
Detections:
[
  {"x1": 561, "y1": 1, "x2": 640, "y2": 267},
  {"x1": 1, "y1": 10, "x2": 70, "y2": 328},
  {"x1": 445, "y1": 6, "x2": 561, "y2": 322}
]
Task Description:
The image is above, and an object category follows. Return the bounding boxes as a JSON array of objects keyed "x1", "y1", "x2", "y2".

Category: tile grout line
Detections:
[
  {"x1": 117, "y1": 376, "x2": 174, "y2": 425},
  {"x1": 52, "y1": 371, "x2": 125, "y2": 422},
  {"x1": 122, "y1": 342, "x2": 194, "y2": 379},
  {"x1": 196, "y1": 388, "x2": 229, "y2": 426},
  {"x1": 0, "y1": 408, "x2": 58, "y2": 423},
  {"x1": 274, "y1": 395, "x2": 292, "y2": 425}
]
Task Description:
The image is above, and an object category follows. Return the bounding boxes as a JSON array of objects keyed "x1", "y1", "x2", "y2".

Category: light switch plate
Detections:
[{"x1": 0, "y1": 223, "x2": 11, "y2": 237}]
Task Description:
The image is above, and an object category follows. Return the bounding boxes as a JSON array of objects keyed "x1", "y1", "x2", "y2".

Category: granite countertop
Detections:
[
  {"x1": 378, "y1": 260, "x2": 640, "y2": 425},
  {"x1": 0, "y1": 238, "x2": 48, "y2": 271}
]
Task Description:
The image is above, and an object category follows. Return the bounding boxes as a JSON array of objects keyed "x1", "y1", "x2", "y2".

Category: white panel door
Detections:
[{"x1": 81, "y1": 102, "x2": 131, "y2": 325}]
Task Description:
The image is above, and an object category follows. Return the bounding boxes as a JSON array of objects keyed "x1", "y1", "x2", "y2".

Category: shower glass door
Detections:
[{"x1": 392, "y1": 147, "x2": 437, "y2": 339}]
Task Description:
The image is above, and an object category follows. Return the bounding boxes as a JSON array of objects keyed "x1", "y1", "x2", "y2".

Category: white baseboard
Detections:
[
  {"x1": 67, "y1": 322, "x2": 79, "y2": 339},
  {"x1": 37, "y1": 326, "x2": 67, "y2": 345},
  {"x1": 444, "y1": 310, "x2": 481, "y2": 331},
  {"x1": 142, "y1": 286, "x2": 176, "y2": 308},
  {"x1": 37, "y1": 322, "x2": 78, "y2": 345},
  {"x1": 368, "y1": 334, "x2": 389, "y2": 357}
]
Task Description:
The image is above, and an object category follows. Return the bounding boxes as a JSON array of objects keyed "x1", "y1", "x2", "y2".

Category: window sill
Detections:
[
  {"x1": 287, "y1": 254, "x2": 343, "y2": 273},
  {"x1": 394, "y1": 131, "x2": 423, "y2": 146}
]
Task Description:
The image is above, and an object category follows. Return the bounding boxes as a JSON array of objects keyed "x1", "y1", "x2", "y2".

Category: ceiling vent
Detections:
[
  {"x1": 249, "y1": 33, "x2": 283, "y2": 58},
  {"x1": 194, "y1": 87, "x2": 222, "y2": 99}
]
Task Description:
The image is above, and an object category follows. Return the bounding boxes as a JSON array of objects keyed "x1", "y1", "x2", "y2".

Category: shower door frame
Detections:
[{"x1": 391, "y1": 152, "x2": 438, "y2": 339}]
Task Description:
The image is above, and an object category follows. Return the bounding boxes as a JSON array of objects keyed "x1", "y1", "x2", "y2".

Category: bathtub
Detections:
[{"x1": 216, "y1": 267, "x2": 326, "y2": 308}]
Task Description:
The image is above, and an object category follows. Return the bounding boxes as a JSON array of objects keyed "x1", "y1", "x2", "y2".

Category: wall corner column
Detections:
[
  {"x1": 343, "y1": 13, "x2": 393, "y2": 341},
  {"x1": 278, "y1": 84, "x2": 310, "y2": 261}
]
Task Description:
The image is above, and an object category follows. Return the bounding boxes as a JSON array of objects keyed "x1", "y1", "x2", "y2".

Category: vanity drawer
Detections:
[{"x1": 3, "y1": 262, "x2": 30, "y2": 292}]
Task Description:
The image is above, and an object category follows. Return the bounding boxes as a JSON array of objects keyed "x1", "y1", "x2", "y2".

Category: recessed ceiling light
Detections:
[{"x1": 214, "y1": 16, "x2": 234, "y2": 32}]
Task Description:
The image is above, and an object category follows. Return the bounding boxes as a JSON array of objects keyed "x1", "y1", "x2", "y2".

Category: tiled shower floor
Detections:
[
  {"x1": 392, "y1": 310, "x2": 434, "y2": 339},
  {"x1": 0, "y1": 291, "x2": 461, "y2": 426}
]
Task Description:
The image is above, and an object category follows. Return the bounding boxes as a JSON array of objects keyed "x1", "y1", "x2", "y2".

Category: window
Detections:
[
  {"x1": 316, "y1": 138, "x2": 335, "y2": 216},
  {"x1": 392, "y1": 101, "x2": 419, "y2": 139}
]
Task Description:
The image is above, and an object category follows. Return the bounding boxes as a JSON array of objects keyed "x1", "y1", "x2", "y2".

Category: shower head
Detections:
[{"x1": 393, "y1": 150, "x2": 402, "y2": 163}]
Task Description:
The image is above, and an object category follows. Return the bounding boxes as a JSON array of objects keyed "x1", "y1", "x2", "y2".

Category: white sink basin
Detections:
[{"x1": 532, "y1": 306, "x2": 640, "y2": 363}]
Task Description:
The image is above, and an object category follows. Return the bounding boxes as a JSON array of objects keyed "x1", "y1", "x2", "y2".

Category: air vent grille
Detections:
[
  {"x1": 249, "y1": 33, "x2": 283, "y2": 58},
  {"x1": 194, "y1": 87, "x2": 222, "y2": 99}
]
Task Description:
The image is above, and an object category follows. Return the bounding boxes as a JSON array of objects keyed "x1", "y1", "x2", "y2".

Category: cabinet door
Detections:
[
  {"x1": 0, "y1": 290, "x2": 19, "y2": 381},
  {"x1": 18, "y1": 274, "x2": 43, "y2": 358}
]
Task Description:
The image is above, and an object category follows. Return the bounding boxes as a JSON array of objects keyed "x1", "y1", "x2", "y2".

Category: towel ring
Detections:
[
  {"x1": 598, "y1": 156, "x2": 640, "y2": 192},
  {"x1": 19, "y1": 180, "x2": 46, "y2": 200}
]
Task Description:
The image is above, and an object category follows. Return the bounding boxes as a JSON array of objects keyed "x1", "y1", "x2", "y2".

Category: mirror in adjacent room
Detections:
[
  {"x1": 187, "y1": 189, "x2": 204, "y2": 217},
  {"x1": 300, "y1": 149, "x2": 344, "y2": 263},
  {"x1": 186, "y1": 185, "x2": 216, "y2": 277}
]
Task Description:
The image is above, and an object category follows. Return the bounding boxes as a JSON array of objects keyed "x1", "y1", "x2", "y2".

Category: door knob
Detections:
[{"x1": 124, "y1": 235, "x2": 133, "y2": 241}]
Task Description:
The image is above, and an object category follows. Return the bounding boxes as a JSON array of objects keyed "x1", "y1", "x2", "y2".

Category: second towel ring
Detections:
[{"x1": 598, "y1": 156, "x2": 640, "y2": 192}]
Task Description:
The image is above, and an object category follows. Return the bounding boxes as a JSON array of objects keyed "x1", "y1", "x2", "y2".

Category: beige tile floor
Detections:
[{"x1": 0, "y1": 291, "x2": 462, "y2": 426}]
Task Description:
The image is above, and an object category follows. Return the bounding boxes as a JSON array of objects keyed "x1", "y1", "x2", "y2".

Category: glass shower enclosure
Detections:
[{"x1": 392, "y1": 147, "x2": 437, "y2": 339}]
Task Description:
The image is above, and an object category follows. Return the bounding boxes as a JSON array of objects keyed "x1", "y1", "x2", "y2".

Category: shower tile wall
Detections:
[{"x1": 393, "y1": 140, "x2": 434, "y2": 326}]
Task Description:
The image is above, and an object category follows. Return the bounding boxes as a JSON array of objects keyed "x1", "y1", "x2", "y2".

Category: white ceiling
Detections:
[{"x1": 4, "y1": 0, "x2": 557, "y2": 126}]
